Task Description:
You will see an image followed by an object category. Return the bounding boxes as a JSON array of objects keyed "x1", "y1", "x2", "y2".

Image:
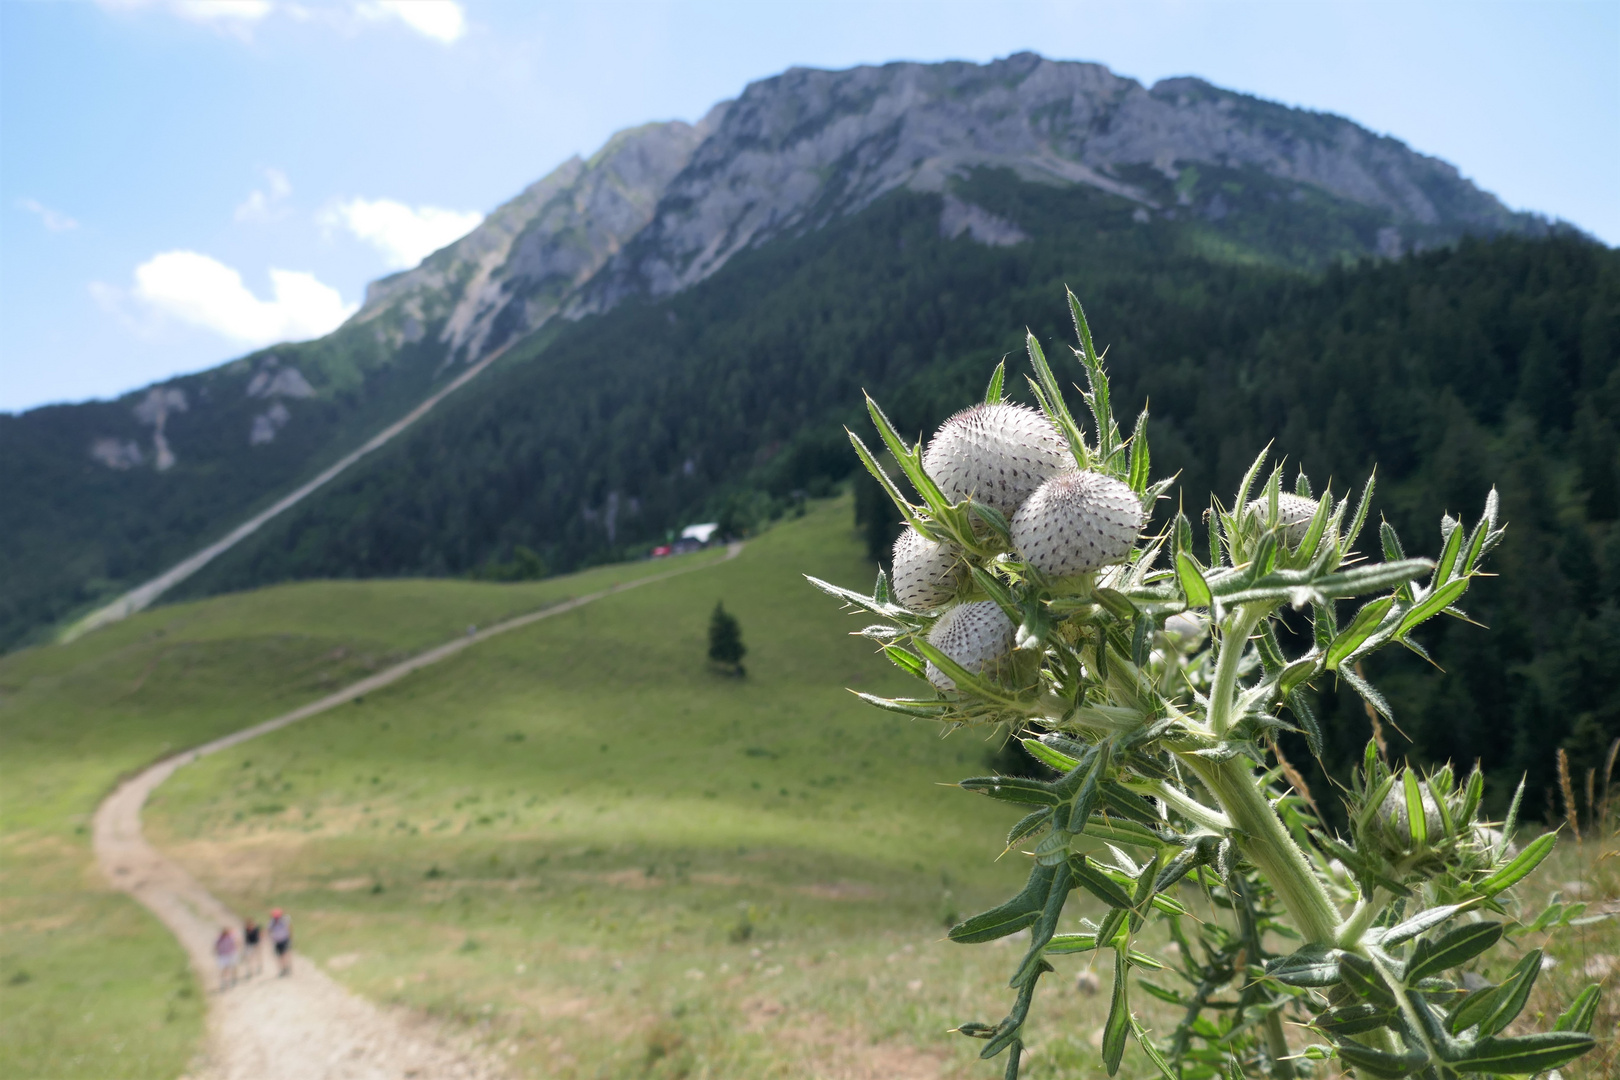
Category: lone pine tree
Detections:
[{"x1": 708, "y1": 602, "x2": 746, "y2": 675}]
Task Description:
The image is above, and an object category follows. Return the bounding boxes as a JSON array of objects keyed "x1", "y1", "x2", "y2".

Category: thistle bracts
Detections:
[
  {"x1": 890, "y1": 527, "x2": 963, "y2": 612},
  {"x1": 808, "y1": 289, "x2": 1593, "y2": 1080},
  {"x1": 925, "y1": 601, "x2": 1015, "y2": 691},
  {"x1": 1011, "y1": 470, "x2": 1143, "y2": 577},
  {"x1": 1246, "y1": 491, "x2": 1319, "y2": 546},
  {"x1": 922, "y1": 402, "x2": 1067, "y2": 516}
]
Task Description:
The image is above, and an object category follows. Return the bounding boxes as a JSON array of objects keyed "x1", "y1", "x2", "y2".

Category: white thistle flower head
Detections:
[
  {"x1": 1010, "y1": 470, "x2": 1144, "y2": 577},
  {"x1": 1246, "y1": 493, "x2": 1318, "y2": 546},
  {"x1": 925, "y1": 601, "x2": 1015, "y2": 691},
  {"x1": 922, "y1": 403, "x2": 1069, "y2": 516},
  {"x1": 890, "y1": 527, "x2": 963, "y2": 612},
  {"x1": 1160, "y1": 611, "x2": 1208, "y2": 652}
]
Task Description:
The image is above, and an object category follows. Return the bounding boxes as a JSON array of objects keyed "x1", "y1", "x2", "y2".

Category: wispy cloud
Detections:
[
  {"x1": 100, "y1": 1, "x2": 467, "y2": 44},
  {"x1": 357, "y1": 1, "x2": 465, "y2": 44},
  {"x1": 116, "y1": 250, "x2": 356, "y2": 345},
  {"x1": 323, "y1": 197, "x2": 483, "y2": 270},
  {"x1": 97, "y1": 0, "x2": 272, "y2": 38},
  {"x1": 18, "y1": 198, "x2": 81, "y2": 232},
  {"x1": 234, "y1": 167, "x2": 293, "y2": 223}
]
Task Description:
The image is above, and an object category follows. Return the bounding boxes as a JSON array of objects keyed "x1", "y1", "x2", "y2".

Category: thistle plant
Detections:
[{"x1": 809, "y1": 290, "x2": 1603, "y2": 1079}]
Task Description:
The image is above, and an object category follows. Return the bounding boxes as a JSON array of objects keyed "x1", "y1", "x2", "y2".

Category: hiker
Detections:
[
  {"x1": 268, "y1": 907, "x2": 293, "y2": 976},
  {"x1": 214, "y1": 927, "x2": 239, "y2": 990},
  {"x1": 241, "y1": 917, "x2": 263, "y2": 977}
]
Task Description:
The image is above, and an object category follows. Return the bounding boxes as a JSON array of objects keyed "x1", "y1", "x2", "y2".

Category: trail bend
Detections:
[{"x1": 92, "y1": 545, "x2": 741, "y2": 1080}]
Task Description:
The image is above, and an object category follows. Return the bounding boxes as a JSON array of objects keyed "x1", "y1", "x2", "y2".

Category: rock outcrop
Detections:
[
  {"x1": 353, "y1": 117, "x2": 716, "y2": 363},
  {"x1": 567, "y1": 53, "x2": 1545, "y2": 314},
  {"x1": 348, "y1": 52, "x2": 1550, "y2": 362}
]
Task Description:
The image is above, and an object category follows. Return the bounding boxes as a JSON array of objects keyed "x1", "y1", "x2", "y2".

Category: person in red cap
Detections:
[{"x1": 268, "y1": 907, "x2": 293, "y2": 976}]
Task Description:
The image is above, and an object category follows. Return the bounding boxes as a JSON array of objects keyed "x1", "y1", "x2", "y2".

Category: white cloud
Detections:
[
  {"x1": 128, "y1": 250, "x2": 356, "y2": 345},
  {"x1": 235, "y1": 167, "x2": 293, "y2": 222},
  {"x1": 97, "y1": 0, "x2": 272, "y2": 26},
  {"x1": 169, "y1": 0, "x2": 273, "y2": 21},
  {"x1": 98, "y1": 1, "x2": 465, "y2": 43},
  {"x1": 324, "y1": 197, "x2": 483, "y2": 270},
  {"x1": 358, "y1": 1, "x2": 465, "y2": 43},
  {"x1": 18, "y1": 198, "x2": 80, "y2": 232}
]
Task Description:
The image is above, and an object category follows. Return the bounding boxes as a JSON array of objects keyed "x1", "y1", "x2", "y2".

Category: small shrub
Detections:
[{"x1": 707, "y1": 602, "x2": 746, "y2": 675}]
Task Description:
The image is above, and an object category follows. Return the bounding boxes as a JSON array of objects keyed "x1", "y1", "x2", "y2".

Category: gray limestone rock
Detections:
[
  {"x1": 345, "y1": 54, "x2": 1551, "y2": 380},
  {"x1": 566, "y1": 53, "x2": 1543, "y2": 316}
]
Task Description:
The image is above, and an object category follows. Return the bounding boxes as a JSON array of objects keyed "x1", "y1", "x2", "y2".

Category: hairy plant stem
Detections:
[
  {"x1": 1207, "y1": 605, "x2": 1265, "y2": 737},
  {"x1": 1336, "y1": 887, "x2": 1390, "y2": 948},
  {"x1": 1176, "y1": 752, "x2": 1342, "y2": 1076},
  {"x1": 1181, "y1": 754, "x2": 1343, "y2": 945},
  {"x1": 1261, "y1": 1011, "x2": 1298, "y2": 1080},
  {"x1": 1192, "y1": 600, "x2": 1342, "y2": 944}
]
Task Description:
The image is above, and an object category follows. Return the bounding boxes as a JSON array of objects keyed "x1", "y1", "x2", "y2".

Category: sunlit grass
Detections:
[
  {"x1": 5, "y1": 496, "x2": 1613, "y2": 1078},
  {"x1": 141, "y1": 499, "x2": 1157, "y2": 1077},
  {"x1": 0, "y1": 541, "x2": 724, "y2": 1079}
]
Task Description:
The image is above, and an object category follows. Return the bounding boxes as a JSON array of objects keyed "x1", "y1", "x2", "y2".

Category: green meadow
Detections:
[
  {"x1": 137, "y1": 497, "x2": 1143, "y2": 1078},
  {"x1": 0, "y1": 542, "x2": 726, "y2": 1079},
  {"x1": 3, "y1": 497, "x2": 1615, "y2": 1078}
]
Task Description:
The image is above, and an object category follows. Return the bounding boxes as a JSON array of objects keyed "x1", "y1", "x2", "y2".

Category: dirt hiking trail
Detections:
[{"x1": 93, "y1": 546, "x2": 740, "y2": 1080}]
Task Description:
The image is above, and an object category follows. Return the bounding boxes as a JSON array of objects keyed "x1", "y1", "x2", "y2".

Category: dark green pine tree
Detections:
[{"x1": 707, "y1": 602, "x2": 746, "y2": 675}]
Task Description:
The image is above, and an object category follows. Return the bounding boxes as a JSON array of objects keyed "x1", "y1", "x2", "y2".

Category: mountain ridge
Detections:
[
  {"x1": 568, "y1": 52, "x2": 1552, "y2": 315},
  {"x1": 0, "y1": 51, "x2": 1584, "y2": 651}
]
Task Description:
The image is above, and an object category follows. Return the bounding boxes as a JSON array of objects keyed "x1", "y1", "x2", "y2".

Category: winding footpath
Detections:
[{"x1": 92, "y1": 545, "x2": 741, "y2": 1080}]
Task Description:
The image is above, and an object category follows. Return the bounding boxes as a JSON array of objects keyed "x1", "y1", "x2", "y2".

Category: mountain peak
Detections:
[
  {"x1": 563, "y1": 52, "x2": 1545, "y2": 318},
  {"x1": 345, "y1": 52, "x2": 1553, "y2": 363}
]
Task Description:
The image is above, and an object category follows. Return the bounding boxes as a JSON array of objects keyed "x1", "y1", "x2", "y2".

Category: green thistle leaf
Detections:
[
  {"x1": 1554, "y1": 983, "x2": 1602, "y2": 1033},
  {"x1": 1404, "y1": 921, "x2": 1502, "y2": 982},
  {"x1": 1452, "y1": 1031, "x2": 1596, "y2": 1075},
  {"x1": 1102, "y1": 949, "x2": 1131, "y2": 1075},
  {"x1": 984, "y1": 359, "x2": 1006, "y2": 405},
  {"x1": 1479, "y1": 949, "x2": 1543, "y2": 1036},
  {"x1": 1477, "y1": 832, "x2": 1557, "y2": 896},
  {"x1": 948, "y1": 863, "x2": 1058, "y2": 943}
]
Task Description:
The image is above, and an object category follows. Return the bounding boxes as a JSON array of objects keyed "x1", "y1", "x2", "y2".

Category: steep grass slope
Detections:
[
  {"x1": 0, "y1": 547, "x2": 724, "y2": 1079},
  {"x1": 140, "y1": 498, "x2": 1094, "y2": 1078},
  {"x1": 4, "y1": 498, "x2": 1615, "y2": 1078}
]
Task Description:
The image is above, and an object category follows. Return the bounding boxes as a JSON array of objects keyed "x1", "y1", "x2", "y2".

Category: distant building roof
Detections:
[{"x1": 680, "y1": 522, "x2": 720, "y2": 544}]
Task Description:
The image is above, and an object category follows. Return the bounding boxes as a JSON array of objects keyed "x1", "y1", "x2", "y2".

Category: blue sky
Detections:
[{"x1": 3, "y1": 0, "x2": 1616, "y2": 413}]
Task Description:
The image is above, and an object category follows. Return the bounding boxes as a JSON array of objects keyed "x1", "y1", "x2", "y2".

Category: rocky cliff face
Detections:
[
  {"x1": 568, "y1": 53, "x2": 1544, "y2": 314},
  {"x1": 351, "y1": 52, "x2": 1550, "y2": 360},
  {"x1": 353, "y1": 116, "x2": 714, "y2": 362}
]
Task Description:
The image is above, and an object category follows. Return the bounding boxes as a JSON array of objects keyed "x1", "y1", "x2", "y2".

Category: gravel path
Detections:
[{"x1": 92, "y1": 545, "x2": 741, "y2": 1079}]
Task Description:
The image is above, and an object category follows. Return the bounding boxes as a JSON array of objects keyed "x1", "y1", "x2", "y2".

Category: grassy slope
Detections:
[
  {"x1": 0, "y1": 547, "x2": 724, "y2": 1080},
  {"x1": 5, "y1": 499, "x2": 1614, "y2": 1078},
  {"x1": 142, "y1": 498, "x2": 1120, "y2": 1078}
]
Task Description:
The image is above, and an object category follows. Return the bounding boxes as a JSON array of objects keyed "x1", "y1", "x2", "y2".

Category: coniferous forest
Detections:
[{"x1": 17, "y1": 170, "x2": 1620, "y2": 808}]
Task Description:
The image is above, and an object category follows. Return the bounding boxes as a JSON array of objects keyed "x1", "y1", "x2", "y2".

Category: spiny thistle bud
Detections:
[
  {"x1": 925, "y1": 601, "x2": 1014, "y2": 691},
  {"x1": 922, "y1": 403, "x2": 1068, "y2": 516},
  {"x1": 890, "y1": 527, "x2": 964, "y2": 612},
  {"x1": 1160, "y1": 611, "x2": 1208, "y2": 652},
  {"x1": 1246, "y1": 493, "x2": 1318, "y2": 546},
  {"x1": 1010, "y1": 470, "x2": 1144, "y2": 577},
  {"x1": 1378, "y1": 782, "x2": 1445, "y2": 846},
  {"x1": 1370, "y1": 778, "x2": 1459, "y2": 876}
]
